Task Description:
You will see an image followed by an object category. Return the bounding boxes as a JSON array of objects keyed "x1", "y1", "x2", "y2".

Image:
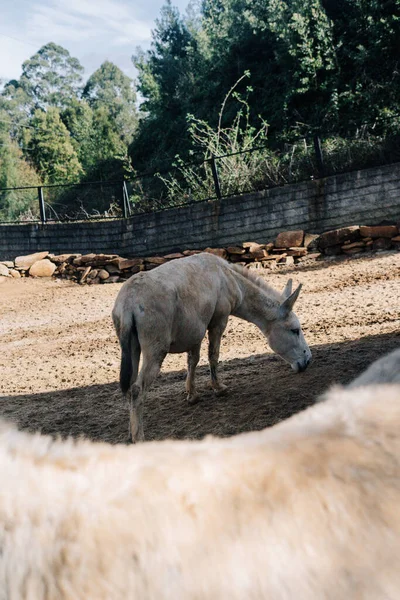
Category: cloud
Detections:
[
  {"x1": 0, "y1": 36, "x2": 29, "y2": 81},
  {"x1": 0, "y1": 0, "x2": 189, "y2": 82},
  {"x1": 26, "y1": 0, "x2": 153, "y2": 47}
]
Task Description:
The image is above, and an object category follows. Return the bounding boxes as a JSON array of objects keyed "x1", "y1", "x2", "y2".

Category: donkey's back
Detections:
[{"x1": 113, "y1": 253, "x2": 237, "y2": 354}]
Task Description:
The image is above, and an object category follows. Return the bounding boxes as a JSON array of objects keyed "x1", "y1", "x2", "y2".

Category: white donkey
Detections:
[{"x1": 112, "y1": 252, "x2": 312, "y2": 442}]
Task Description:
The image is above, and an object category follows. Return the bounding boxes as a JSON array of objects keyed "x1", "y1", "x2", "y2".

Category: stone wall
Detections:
[
  {"x1": 2, "y1": 225, "x2": 399, "y2": 286},
  {"x1": 1, "y1": 162, "x2": 400, "y2": 261}
]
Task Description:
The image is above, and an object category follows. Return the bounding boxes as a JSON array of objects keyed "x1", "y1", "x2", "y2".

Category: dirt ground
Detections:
[{"x1": 1, "y1": 251, "x2": 399, "y2": 443}]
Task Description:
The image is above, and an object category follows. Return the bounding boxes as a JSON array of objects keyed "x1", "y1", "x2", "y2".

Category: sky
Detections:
[{"x1": 0, "y1": 0, "x2": 190, "y2": 84}]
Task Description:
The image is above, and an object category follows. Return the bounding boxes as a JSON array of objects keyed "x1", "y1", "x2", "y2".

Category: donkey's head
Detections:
[{"x1": 267, "y1": 279, "x2": 312, "y2": 373}]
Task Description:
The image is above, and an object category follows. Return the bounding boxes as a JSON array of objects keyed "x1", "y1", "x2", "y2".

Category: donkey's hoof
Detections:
[
  {"x1": 130, "y1": 435, "x2": 144, "y2": 444},
  {"x1": 187, "y1": 392, "x2": 201, "y2": 405},
  {"x1": 214, "y1": 383, "x2": 228, "y2": 396},
  {"x1": 129, "y1": 429, "x2": 145, "y2": 444}
]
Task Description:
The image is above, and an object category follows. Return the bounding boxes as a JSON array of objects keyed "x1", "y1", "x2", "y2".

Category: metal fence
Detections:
[
  {"x1": 0, "y1": 180, "x2": 128, "y2": 224},
  {"x1": 1, "y1": 125, "x2": 400, "y2": 224}
]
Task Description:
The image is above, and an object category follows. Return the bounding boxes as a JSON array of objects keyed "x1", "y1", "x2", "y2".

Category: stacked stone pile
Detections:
[
  {"x1": 318, "y1": 225, "x2": 400, "y2": 256},
  {"x1": 0, "y1": 251, "x2": 56, "y2": 280},
  {"x1": 1, "y1": 223, "x2": 399, "y2": 285}
]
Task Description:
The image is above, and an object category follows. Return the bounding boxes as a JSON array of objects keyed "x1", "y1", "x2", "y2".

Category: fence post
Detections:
[
  {"x1": 38, "y1": 186, "x2": 46, "y2": 224},
  {"x1": 210, "y1": 155, "x2": 222, "y2": 200},
  {"x1": 123, "y1": 181, "x2": 132, "y2": 217},
  {"x1": 313, "y1": 135, "x2": 324, "y2": 177},
  {"x1": 121, "y1": 183, "x2": 128, "y2": 219},
  {"x1": 120, "y1": 182, "x2": 128, "y2": 219}
]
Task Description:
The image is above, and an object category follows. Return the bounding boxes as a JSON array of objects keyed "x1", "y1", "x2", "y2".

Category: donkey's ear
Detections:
[
  {"x1": 282, "y1": 278, "x2": 293, "y2": 299},
  {"x1": 279, "y1": 283, "x2": 302, "y2": 319}
]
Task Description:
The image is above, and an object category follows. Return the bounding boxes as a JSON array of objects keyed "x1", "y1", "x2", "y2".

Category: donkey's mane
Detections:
[{"x1": 229, "y1": 263, "x2": 282, "y2": 303}]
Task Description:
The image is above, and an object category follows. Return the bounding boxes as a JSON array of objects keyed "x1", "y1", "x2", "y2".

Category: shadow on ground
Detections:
[{"x1": 1, "y1": 332, "x2": 399, "y2": 444}]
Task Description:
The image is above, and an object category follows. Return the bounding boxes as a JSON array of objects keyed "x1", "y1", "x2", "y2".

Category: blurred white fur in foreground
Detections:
[
  {"x1": 348, "y1": 347, "x2": 400, "y2": 387},
  {"x1": 1, "y1": 377, "x2": 400, "y2": 599}
]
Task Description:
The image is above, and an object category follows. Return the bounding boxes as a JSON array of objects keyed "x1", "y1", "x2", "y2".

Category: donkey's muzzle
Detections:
[{"x1": 296, "y1": 356, "x2": 311, "y2": 373}]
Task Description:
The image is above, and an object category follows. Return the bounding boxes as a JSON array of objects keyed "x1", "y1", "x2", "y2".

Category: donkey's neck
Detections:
[{"x1": 231, "y1": 273, "x2": 280, "y2": 331}]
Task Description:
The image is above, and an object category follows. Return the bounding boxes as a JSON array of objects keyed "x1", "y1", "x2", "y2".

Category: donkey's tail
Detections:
[{"x1": 118, "y1": 312, "x2": 141, "y2": 395}]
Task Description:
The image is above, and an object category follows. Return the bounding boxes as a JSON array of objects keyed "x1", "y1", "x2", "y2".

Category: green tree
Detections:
[
  {"x1": 91, "y1": 105, "x2": 127, "y2": 160},
  {"x1": 83, "y1": 61, "x2": 138, "y2": 146},
  {"x1": 199, "y1": 0, "x2": 279, "y2": 126},
  {"x1": 26, "y1": 107, "x2": 83, "y2": 184},
  {"x1": 322, "y1": 0, "x2": 400, "y2": 130},
  {"x1": 0, "y1": 82, "x2": 32, "y2": 122},
  {"x1": 131, "y1": 0, "x2": 338, "y2": 169},
  {"x1": 3, "y1": 43, "x2": 83, "y2": 113},
  {"x1": 0, "y1": 83, "x2": 34, "y2": 156},
  {"x1": 61, "y1": 98, "x2": 96, "y2": 171},
  {"x1": 0, "y1": 117, "x2": 41, "y2": 219},
  {"x1": 200, "y1": 0, "x2": 337, "y2": 135},
  {"x1": 256, "y1": 0, "x2": 337, "y2": 132},
  {"x1": 131, "y1": 0, "x2": 205, "y2": 169},
  {"x1": 83, "y1": 61, "x2": 136, "y2": 109},
  {"x1": 134, "y1": 1, "x2": 197, "y2": 113}
]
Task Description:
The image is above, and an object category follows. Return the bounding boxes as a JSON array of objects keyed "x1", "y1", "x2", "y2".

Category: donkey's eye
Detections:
[{"x1": 291, "y1": 328, "x2": 300, "y2": 336}]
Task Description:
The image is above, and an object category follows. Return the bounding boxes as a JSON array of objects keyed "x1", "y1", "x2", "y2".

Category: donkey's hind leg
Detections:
[
  {"x1": 208, "y1": 317, "x2": 229, "y2": 395},
  {"x1": 129, "y1": 349, "x2": 166, "y2": 443},
  {"x1": 186, "y1": 343, "x2": 201, "y2": 405}
]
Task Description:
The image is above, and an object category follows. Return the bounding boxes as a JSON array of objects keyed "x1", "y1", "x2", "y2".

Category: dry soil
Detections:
[{"x1": 1, "y1": 251, "x2": 399, "y2": 443}]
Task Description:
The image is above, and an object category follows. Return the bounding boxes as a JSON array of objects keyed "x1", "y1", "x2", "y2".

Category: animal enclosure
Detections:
[{"x1": 0, "y1": 251, "x2": 399, "y2": 442}]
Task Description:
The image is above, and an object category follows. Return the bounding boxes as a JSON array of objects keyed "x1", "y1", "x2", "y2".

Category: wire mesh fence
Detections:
[
  {"x1": 0, "y1": 181, "x2": 126, "y2": 224},
  {"x1": 43, "y1": 181, "x2": 125, "y2": 221},
  {"x1": 0, "y1": 186, "x2": 41, "y2": 223},
  {"x1": 1, "y1": 124, "x2": 400, "y2": 224}
]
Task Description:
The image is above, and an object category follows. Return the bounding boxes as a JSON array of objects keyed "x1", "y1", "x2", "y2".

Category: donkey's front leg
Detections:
[
  {"x1": 129, "y1": 350, "x2": 166, "y2": 443},
  {"x1": 208, "y1": 318, "x2": 229, "y2": 395},
  {"x1": 186, "y1": 343, "x2": 201, "y2": 405}
]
